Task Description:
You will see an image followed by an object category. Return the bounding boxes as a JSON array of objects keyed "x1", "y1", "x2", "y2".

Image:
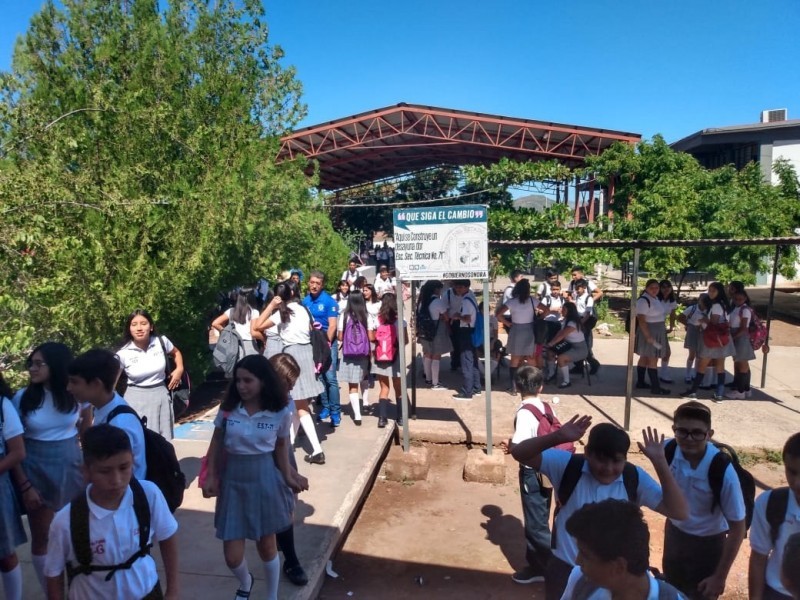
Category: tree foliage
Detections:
[{"x1": 0, "y1": 0, "x2": 348, "y2": 380}]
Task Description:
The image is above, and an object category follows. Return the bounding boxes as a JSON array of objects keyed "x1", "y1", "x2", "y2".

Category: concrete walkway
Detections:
[{"x1": 14, "y1": 333, "x2": 800, "y2": 599}]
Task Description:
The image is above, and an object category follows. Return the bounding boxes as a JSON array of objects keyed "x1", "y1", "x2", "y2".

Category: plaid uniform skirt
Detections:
[
  {"x1": 507, "y1": 323, "x2": 535, "y2": 357},
  {"x1": 284, "y1": 343, "x2": 324, "y2": 400},
  {"x1": 339, "y1": 355, "x2": 370, "y2": 383},
  {"x1": 23, "y1": 437, "x2": 84, "y2": 511},
  {"x1": 420, "y1": 323, "x2": 452, "y2": 356},
  {"x1": 125, "y1": 384, "x2": 174, "y2": 440},
  {"x1": 215, "y1": 452, "x2": 294, "y2": 541},
  {"x1": 732, "y1": 331, "x2": 756, "y2": 361},
  {"x1": 372, "y1": 356, "x2": 401, "y2": 377},
  {"x1": 683, "y1": 323, "x2": 700, "y2": 352},
  {"x1": 635, "y1": 321, "x2": 669, "y2": 358},
  {"x1": 0, "y1": 470, "x2": 26, "y2": 555},
  {"x1": 264, "y1": 335, "x2": 283, "y2": 359},
  {"x1": 240, "y1": 339, "x2": 260, "y2": 359},
  {"x1": 562, "y1": 340, "x2": 589, "y2": 363}
]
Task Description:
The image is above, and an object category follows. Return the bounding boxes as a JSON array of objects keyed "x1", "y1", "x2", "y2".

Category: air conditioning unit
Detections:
[{"x1": 761, "y1": 108, "x2": 788, "y2": 123}]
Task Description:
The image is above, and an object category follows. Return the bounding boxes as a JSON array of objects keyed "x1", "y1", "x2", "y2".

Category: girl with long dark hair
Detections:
[
  {"x1": 657, "y1": 279, "x2": 678, "y2": 383},
  {"x1": 369, "y1": 294, "x2": 409, "y2": 427},
  {"x1": 417, "y1": 280, "x2": 451, "y2": 389},
  {"x1": 495, "y1": 278, "x2": 538, "y2": 395},
  {"x1": 633, "y1": 279, "x2": 671, "y2": 395},
  {"x1": 211, "y1": 288, "x2": 261, "y2": 358},
  {"x1": 337, "y1": 291, "x2": 371, "y2": 425},
  {"x1": 544, "y1": 302, "x2": 588, "y2": 388}
]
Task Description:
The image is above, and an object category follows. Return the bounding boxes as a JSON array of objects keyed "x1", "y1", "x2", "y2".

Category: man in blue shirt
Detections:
[{"x1": 303, "y1": 270, "x2": 341, "y2": 426}]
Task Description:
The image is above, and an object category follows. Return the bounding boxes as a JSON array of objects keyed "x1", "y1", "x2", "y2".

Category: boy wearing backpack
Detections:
[
  {"x1": 749, "y1": 432, "x2": 800, "y2": 600},
  {"x1": 662, "y1": 401, "x2": 746, "y2": 599},
  {"x1": 511, "y1": 418, "x2": 688, "y2": 600},
  {"x1": 561, "y1": 499, "x2": 686, "y2": 599},
  {"x1": 502, "y1": 366, "x2": 572, "y2": 585},
  {"x1": 67, "y1": 350, "x2": 146, "y2": 480},
  {"x1": 45, "y1": 424, "x2": 178, "y2": 599},
  {"x1": 449, "y1": 280, "x2": 482, "y2": 400}
]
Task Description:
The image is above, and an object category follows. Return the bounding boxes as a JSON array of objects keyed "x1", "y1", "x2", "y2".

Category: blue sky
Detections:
[{"x1": 2, "y1": 0, "x2": 798, "y2": 142}]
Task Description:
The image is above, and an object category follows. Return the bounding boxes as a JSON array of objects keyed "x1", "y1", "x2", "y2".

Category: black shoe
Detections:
[
  {"x1": 377, "y1": 416, "x2": 388, "y2": 428},
  {"x1": 304, "y1": 452, "x2": 325, "y2": 465},
  {"x1": 651, "y1": 387, "x2": 671, "y2": 395},
  {"x1": 452, "y1": 393, "x2": 473, "y2": 399},
  {"x1": 235, "y1": 572, "x2": 254, "y2": 599},
  {"x1": 635, "y1": 382, "x2": 650, "y2": 389},
  {"x1": 283, "y1": 564, "x2": 309, "y2": 586},
  {"x1": 588, "y1": 358, "x2": 600, "y2": 375},
  {"x1": 354, "y1": 419, "x2": 362, "y2": 426},
  {"x1": 570, "y1": 365, "x2": 584, "y2": 375},
  {"x1": 680, "y1": 389, "x2": 698, "y2": 398},
  {"x1": 698, "y1": 384, "x2": 713, "y2": 390}
]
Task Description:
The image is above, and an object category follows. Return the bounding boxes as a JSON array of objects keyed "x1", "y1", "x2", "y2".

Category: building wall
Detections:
[{"x1": 770, "y1": 140, "x2": 800, "y2": 184}]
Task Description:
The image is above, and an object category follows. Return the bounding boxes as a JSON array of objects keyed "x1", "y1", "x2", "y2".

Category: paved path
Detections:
[{"x1": 14, "y1": 333, "x2": 800, "y2": 599}]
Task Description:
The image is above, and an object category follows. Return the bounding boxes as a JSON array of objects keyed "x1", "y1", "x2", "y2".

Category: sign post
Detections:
[{"x1": 393, "y1": 205, "x2": 490, "y2": 453}]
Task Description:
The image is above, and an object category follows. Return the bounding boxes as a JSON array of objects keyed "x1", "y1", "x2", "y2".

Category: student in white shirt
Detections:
[
  {"x1": 373, "y1": 265, "x2": 396, "y2": 298},
  {"x1": 677, "y1": 294, "x2": 710, "y2": 384},
  {"x1": 726, "y1": 289, "x2": 757, "y2": 400},
  {"x1": 495, "y1": 279, "x2": 539, "y2": 395},
  {"x1": 115, "y1": 310, "x2": 185, "y2": 439},
  {"x1": 45, "y1": 424, "x2": 179, "y2": 600},
  {"x1": 211, "y1": 289, "x2": 261, "y2": 358},
  {"x1": 67, "y1": 350, "x2": 147, "y2": 481},
  {"x1": 560, "y1": 499, "x2": 686, "y2": 600},
  {"x1": 444, "y1": 282, "x2": 464, "y2": 371},
  {"x1": 201, "y1": 355, "x2": 308, "y2": 600},
  {"x1": 0, "y1": 373, "x2": 26, "y2": 600},
  {"x1": 417, "y1": 280, "x2": 452, "y2": 390},
  {"x1": 782, "y1": 532, "x2": 800, "y2": 599},
  {"x1": 657, "y1": 280, "x2": 679, "y2": 383},
  {"x1": 544, "y1": 303, "x2": 588, "y2": 389},
  {"x1": 501, "y1": 269, "x2": 525, "y2": 332},
  {"x1": 11, "y1": 342, "x2": 89, "y2": 593},
  {"x1": 571, "y1": 279, "x2": 601, "y2": 375},
  {"x1": 333, "y1": 279, "x2": 351, "y2": 313},
  {"x1": 512, "y1": 419, "x2": 689, "y2": 600},
  {"x1": 340, "y1": 259, "x2": 361, "y2": 286},
  {"x1": 449, "y1": 280, "x2": 481, "y2": 399},
  {"x1": 634, "y1": 279, "x2": 671, "y2": 395}
]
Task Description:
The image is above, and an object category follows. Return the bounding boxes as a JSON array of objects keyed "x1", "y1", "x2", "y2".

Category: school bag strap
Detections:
[
  {"x1": 767, "y1": 487, "x2": 790, "y2": 545},
  {"x1": 156, "y1": 335, "x2": 171, "y2": 382},
  {"x1": 108, "y1": 404, "x2": 146, "y2": 429},
  {"x1": 558, "y1": 455, "x2": 638, "y2": 507},
  {"x1": 66, "y1": 478, "x2": 152, "y2": 584}
]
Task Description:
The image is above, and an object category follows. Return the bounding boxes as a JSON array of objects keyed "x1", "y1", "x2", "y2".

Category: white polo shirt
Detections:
[
  {"x1": 541, "y1": 294, "x2": 564, "y2": 322},
  {"x1": 504, "y1": 297, "x2": 538, "y2": 324},
  {"x1": 660, "y1": 296, "x2": 678, "y2": 317},
  {"x1": 341, "y1": 269, "x2": 360, "y2": 285},
  {"x1": 224, "y1": 308, "x2": 259, "y2": 342},
  {"x1": 444, "y1": 287, "x2": 463, "y2": 317},
  {"x1": 45, "y1": 480, "x2": 178, "y2": 600},
  {"x1": 95, "y1": 394, "x2": 146, "y2": 481},
  {"x1": 270, "y1": 304, "x2": 312, "y2": 347},
  {"x1": 1, "y1": 396, "x2": 24, "y2": 452},
  {"x1": 750, "y1": 488, "x2": 800, "y2": 596},
  {"x1": 636, "y1": 294, "x2": 664, "y2": 323},
  {"x1": 729, "y1": 304, "x2": 752, "y2": 330},
  {"x1": 511, "y1": 397, "x2": 546, "y2": 444},
  {"x1": 458, "y1": 293, "x2": 479, "y2": 328},
  {"x1": 561, "y1": 566, "x2": 686, "y2": 600},
  {"x1": 374, "y1": 276, "x2": 397, "y2": 299},
  {"x1": 214, "y1": 404, "x2": 291, "y2": 455},
  {"x1": 573, "y1": 291, "x2": 594, "y2": 317},
  {"x1": 115, "y1": 336, "x2": 174, "y2": 387},
  {"x1": 12, "y1": 388, "x2": 80, "y2": 441},
  {"x1": 667, "y1": 442, "x2": 745, "y2": 536},
  {"x1": 539, "y1": 449, "x2": 663, "y2": 565},
  {"x1": 563, "y1": 320, "x2": 586, "y2": 344},
  {"x1": 682, "y1": 304, "x2": 705, "y2": 327}
]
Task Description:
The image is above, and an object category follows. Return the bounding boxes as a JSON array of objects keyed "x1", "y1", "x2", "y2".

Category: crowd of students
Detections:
[{"x1": 505, "y1": 365, "x2": 800, "y2": 600}]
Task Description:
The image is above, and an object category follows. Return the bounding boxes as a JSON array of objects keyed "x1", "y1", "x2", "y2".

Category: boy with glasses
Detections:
[{"x1": 663, "y1": 401, "x2": 746, "y2": 599}]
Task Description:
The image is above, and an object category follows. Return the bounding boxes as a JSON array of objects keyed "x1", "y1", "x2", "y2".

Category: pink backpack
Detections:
[
  {"x1": 374, "y1": 317, "x2": 397, "y2": 362},
  {"x1": 517, "y1": 403, "x2": 575, "y2": 453}
]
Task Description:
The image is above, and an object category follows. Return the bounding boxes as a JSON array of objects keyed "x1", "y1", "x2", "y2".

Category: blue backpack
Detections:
[{"x1": 463, "y1": 296, "x2": 484, "y2": 348}]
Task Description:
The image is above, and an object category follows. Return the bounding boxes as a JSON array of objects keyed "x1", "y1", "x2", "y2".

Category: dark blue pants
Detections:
[
  {"x1": 519, "y1": 467, "x2": 553, "y2": 573},
  {"x1": 320, "y1": 340, "x2": 341, "y2": 415},
  {"x1": 459, "y1": 345, "x2": 481, "y2": 396}
]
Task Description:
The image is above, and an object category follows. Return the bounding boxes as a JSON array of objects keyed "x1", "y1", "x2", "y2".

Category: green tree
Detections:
[{"x1": 0, "y1": 0, "x2": 348, "y2": 381}]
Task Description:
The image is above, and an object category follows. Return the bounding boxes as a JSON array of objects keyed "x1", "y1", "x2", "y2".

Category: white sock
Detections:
[
  {"x1": 360, "y1": 380, "x2": 370, "y2": 407},
  {"x1": 31, "y1": 554, "x2": 47, "y2": 591},
  {"x1": 290, "y1": 410, "x2": 300, "y2": 445},
  {"x1": 431, "y1": 359, "x2": 441, "y2": 385},
  {"x1": 423, "y1": 356, "x2": 432, "y2": 381},
  {"x1": 299, "y1": 413, "x2": 323, "y2": 455},
  {"x1": 229, "y1": 559, "x2": 251, "y2": 590},
  {"x1": 350, "y1": 392, "x2": 361, "y2": 420},
  {"x1": 262, "y1": 555, "x2": 280, "y2": 600},
  {"x1": 560, "y1": 365, "x2": 570, "y2": 384},
  {"x1": 1, "y1": 564, "x2": 22, "y2": 600}
]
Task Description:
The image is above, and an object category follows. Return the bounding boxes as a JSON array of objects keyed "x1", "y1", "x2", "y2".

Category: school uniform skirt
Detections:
[
  {"x1": 125, "y1": 383, "x2": 174, "y2": 440},
  {"x1": 420, "y1": 322, "x2": 452, "y2": 356},
  {"x1": 239, "y1": 339, "x2": 260, "y2": 359},
  {"x1": 732, "y1": 331, "x2": 756, "y2": 361},
  {"x1": 339, "y1": 355, "x2": 370, "y2": 384},
  {"x1": 0, "y1": 471, "x2": 26, "y2": 556},
  {"x1": 562, "y1": 340, "x2": 589, "y2": 363},
  {"x1": 215, "y1": 452, "x2": 294, "y2": 541},
  {"x1": 506, "y1": 323, "x2": 535, "y2": 357},
  {"x1": 635, "y1": 321, "x2": 668, "y2": 358},
  {"x1": 23, "y1": 437, "x2": 84, "y2": 511},
  {"x1": 283, "y1": 343, "x2": 324, "y2": 400},
  {"x1": 264, "y1": 335, "x2": 283, "y2": 359},
  {"x1": 372, "y1": 356, "x2": 401, "y2": 378},
  {"x1": 683, "y1": 323, "x2": 700, "y2": 352}
]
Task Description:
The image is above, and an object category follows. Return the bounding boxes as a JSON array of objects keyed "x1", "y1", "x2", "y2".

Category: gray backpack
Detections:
[{"x1": 212, "y1": 323, "x2": 244, "y2": 378}]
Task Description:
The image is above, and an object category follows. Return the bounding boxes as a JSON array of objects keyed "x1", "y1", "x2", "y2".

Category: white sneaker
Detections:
[{"x1": 725, "y1": 390, "x2": 745, "y2": 400}]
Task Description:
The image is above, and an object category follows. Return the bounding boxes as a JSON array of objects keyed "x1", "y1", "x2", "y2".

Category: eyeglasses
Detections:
[
  {"x1": 672, "y1": 427, "x2": 709, "y2": 441},
  {"x1": 27, "y1": 360, "x2": 48, "y2": 370}
]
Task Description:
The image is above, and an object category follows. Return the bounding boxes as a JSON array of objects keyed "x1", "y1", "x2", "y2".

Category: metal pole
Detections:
[
  {"x1": 624, "y1": 248, "x2": 640, "y2": 431},
  {"x1": 397, "y1": 276, "x2": 410, "y2": 452},
  {"x1": 410, "y1": 281, "x2": 417, "y2": 417},
  {"x1": 761, "y1": 246, "x2": 781, "y2": 388},
  {"x1": 483, "y1": 279, "x2": 493, "y2": 456}
]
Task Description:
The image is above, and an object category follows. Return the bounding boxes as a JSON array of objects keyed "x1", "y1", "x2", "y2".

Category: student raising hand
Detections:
[{"x1": 637, "y1": 426, "x2": 668, "y2": 463}]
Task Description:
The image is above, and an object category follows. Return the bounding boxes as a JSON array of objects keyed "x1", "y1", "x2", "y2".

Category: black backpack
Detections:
[
  {"x1": 416, "y1": 300, "x2": 439, "y2": 342},
  {"x1": 108, "y1": 406, "x2": 186, "y2": 513},
  {"x1": 66, "y1": 477, "x2": 151, "y2": 585},
  {"x1": 664, "y1": 439, "x2": 756, "y2": 529},
  {"x1": 765, "y1": 487, "x2": 790, "y2": 544},
  {"x1": 302, "y1": 306, "x2": 332, "y2": 374}
]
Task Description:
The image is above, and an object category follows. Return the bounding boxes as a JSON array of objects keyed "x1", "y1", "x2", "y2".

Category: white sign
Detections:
[{"x1": 392, "y1": 205, "x2": 489, "y2": 280}]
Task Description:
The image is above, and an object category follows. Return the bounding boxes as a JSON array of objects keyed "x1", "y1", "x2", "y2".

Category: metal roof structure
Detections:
[{"x1": 278, "y1": 103, "x2": 641, "y2": 190}]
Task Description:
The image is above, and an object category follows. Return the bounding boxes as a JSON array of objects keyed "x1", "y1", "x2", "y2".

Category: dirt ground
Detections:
[{"x1": 320, "y1": 444, "x2": 787, "y2": 600}]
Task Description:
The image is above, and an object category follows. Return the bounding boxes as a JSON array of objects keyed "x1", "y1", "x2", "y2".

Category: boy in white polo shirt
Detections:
[
  {"x1": 45, "y1": 424, "x2": 178, "y2": 599},
  {"x1": 749, "y1": 432, "x2": 800, "y2": 600},
  {"x1": 67, "y1": 349, "x2": 147, "y2": 480},
  {"x1": 512, "y1": 418, "x2": 688, "y2": 600}
]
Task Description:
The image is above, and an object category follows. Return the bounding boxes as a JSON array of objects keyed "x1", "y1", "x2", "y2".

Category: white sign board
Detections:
[{"x1": 393, "y1": 204, "x2": 489, "y2": 280}]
